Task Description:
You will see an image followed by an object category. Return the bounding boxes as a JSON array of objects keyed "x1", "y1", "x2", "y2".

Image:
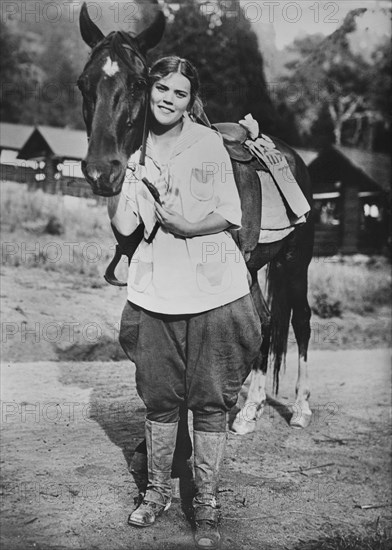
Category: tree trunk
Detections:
[{"x1": 334, "y1": 120, "x2": 342, "y2": 146}]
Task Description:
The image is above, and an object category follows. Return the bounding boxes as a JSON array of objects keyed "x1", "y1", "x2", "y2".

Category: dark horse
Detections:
[{"x1": 78, "y1": 2, "x2": 314, "y2": 454}]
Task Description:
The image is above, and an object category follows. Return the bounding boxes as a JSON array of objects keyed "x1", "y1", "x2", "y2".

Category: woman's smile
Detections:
[{"x1": 158, "y1": 105, "x2": 175, "y2": 114}]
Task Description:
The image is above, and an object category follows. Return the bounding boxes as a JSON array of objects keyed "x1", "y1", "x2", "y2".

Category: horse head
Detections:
[{"x1": 78, "y1": 2, "x2": 165, "y2": 196}]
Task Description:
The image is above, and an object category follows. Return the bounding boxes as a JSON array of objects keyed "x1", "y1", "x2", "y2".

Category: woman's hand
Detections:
[
  {"x1": 155, "y1": 203, "x2": 193, "y2": 237},
  {"x1": 155, "y1": 204, "x2": 231, "y2": 238}
]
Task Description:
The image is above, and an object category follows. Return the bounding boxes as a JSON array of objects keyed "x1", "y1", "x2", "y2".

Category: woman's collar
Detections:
[{"x1": 145, "y1": 113, "x2": 210, "y2": 162}]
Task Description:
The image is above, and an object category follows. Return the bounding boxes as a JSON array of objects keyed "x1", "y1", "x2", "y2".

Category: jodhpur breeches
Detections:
[{"x1": 119, "y1": 294, "x2": 261, "y2": 432}]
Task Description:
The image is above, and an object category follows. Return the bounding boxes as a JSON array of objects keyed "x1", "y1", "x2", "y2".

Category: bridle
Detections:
[{"x1": 81, "y1": 33, "x2": 151, "y2": 165}]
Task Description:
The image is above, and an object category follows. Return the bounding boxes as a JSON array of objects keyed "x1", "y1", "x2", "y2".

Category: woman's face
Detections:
[{"x1": 150, "y1": 72, "x2": 192, "y2": 127}]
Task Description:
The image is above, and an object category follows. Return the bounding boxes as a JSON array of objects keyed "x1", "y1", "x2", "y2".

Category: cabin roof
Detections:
[
  {"x1": 334, "y1": 146, "x2": 390, "y2": 193},
  {"x1": 308, "y1": 145, "x2": 391, "y2": 194},
  {"x1": 293, "y1": 148, "x2": 318, "y2": 166},
  {"x1": 17, "y1": 126, "x2": 88, "y2": 161},
  {"x1": 0, "y1": 123, "x2": 34, "y2": 151}
]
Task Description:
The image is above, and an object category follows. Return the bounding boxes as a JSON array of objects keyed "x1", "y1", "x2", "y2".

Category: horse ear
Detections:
[
  {"x1": 79, "y1": 2, "x2": 105, "y2": 49},
  {"x1": 136, "y1": 11, "x2": 165, "y2": 54}
]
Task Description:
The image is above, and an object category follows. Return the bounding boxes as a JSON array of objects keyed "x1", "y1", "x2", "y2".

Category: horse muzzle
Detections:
[{"x1": 81, "y1": 158, "x2": 125, "y2": 197}]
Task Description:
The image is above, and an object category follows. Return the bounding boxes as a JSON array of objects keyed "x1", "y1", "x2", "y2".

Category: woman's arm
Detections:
[
  {"x1": 155, "y1": 204, "x2": 230, "y2": 238},
  {"x1": 108, "y1": 193, "x2": 139, "y2": 236}
]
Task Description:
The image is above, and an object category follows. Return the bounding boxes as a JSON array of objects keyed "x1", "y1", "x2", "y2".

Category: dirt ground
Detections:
[{"x1": 1, "y1": 262, "x2": 391, "y2": 550}]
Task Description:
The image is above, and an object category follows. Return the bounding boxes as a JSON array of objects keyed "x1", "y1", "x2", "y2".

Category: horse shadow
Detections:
[
  {"x1": 58, "y1": 361, "x2": 145, "y2": 470},
  {"x1": 227, "y1": 393, "x2": 293, "y2": 430},
  {"x1": 265, "y1": 394, "x2": 293, "y2": 424}
]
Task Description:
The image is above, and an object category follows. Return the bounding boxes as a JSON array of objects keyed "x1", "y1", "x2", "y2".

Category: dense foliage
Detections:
[
  {"x1": 276, "y1": 8, "x2": 391, "y2": 152},
  {"x1": 0, "y1": 1, "x2": 86, "y2": 129},
  {"x1": 149, "y1": 0, "x2": 281, "y2": 132}
]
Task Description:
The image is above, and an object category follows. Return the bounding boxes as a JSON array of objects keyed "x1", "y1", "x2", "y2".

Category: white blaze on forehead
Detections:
[{"x1": 102, "y1": 57, "x2": 120, "y2": 77}]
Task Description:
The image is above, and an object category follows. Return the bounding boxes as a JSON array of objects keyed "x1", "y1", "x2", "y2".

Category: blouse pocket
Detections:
[
  {"x1": 130, "y1": 260, "x2": 153, "y2": 292},
  {"x1": 196, "y1": 262, "x2": 232, "y2": 294},
  {"x1": 190, "y1": 167, "x2": 214, "y2": 201}
]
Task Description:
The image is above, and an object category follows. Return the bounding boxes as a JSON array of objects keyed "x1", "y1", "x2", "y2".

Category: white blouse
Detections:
[{"x1": 121, "y1": 116, "x2": 250, "y2": 315}]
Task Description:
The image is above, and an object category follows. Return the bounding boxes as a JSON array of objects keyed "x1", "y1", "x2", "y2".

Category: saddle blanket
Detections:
[{"x1": 257, "y1": 171, "x2": 299, "y2": 244}]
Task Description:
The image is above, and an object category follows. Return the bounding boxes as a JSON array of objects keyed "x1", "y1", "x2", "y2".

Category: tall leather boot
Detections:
[
  {"x1": 129, "y1": 404, "x2": 193, "y2": 505},
  {"x1": 128, "y1": 419, "x2": 178, "y2": 527},
  {"x1": 193, "y1": 431, "x2": 227, "y2": 549}
]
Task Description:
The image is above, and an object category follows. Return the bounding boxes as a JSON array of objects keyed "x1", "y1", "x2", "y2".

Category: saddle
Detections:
[
  {"x1": 104, "y1": 123, "x2": 263, "y2": 286},
  {"x1": 213, "y1": 123, "x2": 263, "y2": 260},
  {"x1": 213, "y1": 123, "x2": 253, "y2": 163}
]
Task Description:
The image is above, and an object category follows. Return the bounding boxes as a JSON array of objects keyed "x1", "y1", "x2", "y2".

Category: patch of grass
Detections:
[
  {"x1": 311, "y1": 291, "x2": 342, "y2": 318},
  {"x1": 0, "y1": 181, "x2": 110, "y2": 241},
  {"x1": 309, "y1": 256, "x2": 391, "y2": 317},
  {"x1": 1, "y1": 181, "x2": 116, "y2": 287}
]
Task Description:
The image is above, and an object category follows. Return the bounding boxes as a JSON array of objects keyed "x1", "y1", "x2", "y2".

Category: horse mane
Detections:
[{"x1": 90, "y1": 31, "x2": 148, "y2": 75}]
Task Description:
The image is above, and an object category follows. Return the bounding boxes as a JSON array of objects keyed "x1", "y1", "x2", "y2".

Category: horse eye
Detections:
[
  {"x1": 134, "y1": 80, "x2": 146, "y2": 90},
  {"x1": 78, "y1": 77, "x2": 91, "y2": 95}
]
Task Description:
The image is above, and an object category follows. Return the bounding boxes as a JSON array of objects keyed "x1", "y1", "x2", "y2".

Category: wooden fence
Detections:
[{"x1": 0, "y1": 163, "x2": 103, "y2": 202}]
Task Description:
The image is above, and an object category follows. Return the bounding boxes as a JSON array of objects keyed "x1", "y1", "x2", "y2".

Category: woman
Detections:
[{"x1": 109, "y1": 56, "x2": 261, "y2": 549}]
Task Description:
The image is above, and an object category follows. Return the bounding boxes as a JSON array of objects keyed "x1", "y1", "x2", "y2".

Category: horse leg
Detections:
[
  {"x1": 231, "y1": 272, "x2": 269, "y2": 435},
  {"x1": 231, "y1": 368, "x2": 267, "y2": 435},
  {"x1": 289, "y1": 290, "x2": 312, "y2": 428},
  {"x1": 283, "y1": 232, "x2": 313, "y2": 429},
  {"x1": 171, "y1": 404, "x2": 193, "y2": 477},
  {"x1": 290, "y1": 354, "x2": 312, "y2": 429}
]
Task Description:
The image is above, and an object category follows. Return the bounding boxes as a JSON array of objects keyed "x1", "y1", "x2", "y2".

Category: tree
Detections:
[
  {"x1": 277, "y1": 8, "x2": 391, "y2": 151},
  {"x1": 34, "y1": 18, "x2": 86, "y2": 129},
  {"x1": 147, "y1": 0, "x2": 282, "y2": 134},
  {"x1": 1, "y1": 0, "x2": 87, "y2": 128},
  {"x1": 0, "y1": 20, "x2": 44, "y2": 124}
]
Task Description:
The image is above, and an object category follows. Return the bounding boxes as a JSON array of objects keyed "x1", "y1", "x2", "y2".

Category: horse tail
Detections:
[{"x1": 266, "y1": 251, "x2": 291, "y2": 394}]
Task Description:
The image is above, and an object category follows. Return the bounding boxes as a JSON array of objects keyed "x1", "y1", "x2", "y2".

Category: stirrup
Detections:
[
  {"x1": 194, "y1": 503, "x2": 221, "y2": 549},
  {"x1": 128, "y1": 497, "x2": 171, "y2": 528}
]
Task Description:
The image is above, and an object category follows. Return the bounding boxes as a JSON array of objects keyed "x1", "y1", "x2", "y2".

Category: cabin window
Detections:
[
  {"x1": 358, "y1": 193, "x2": 386, "y2": 252},
  {"x1": 363, "y1": 203, "x2": 381, "y2": 220},
  {"x1": 359, "y1": 193, "x2": 384, "y2": 233},
  {"x1": 313, "y1": 192, "x2": 341, "y2": 226}
]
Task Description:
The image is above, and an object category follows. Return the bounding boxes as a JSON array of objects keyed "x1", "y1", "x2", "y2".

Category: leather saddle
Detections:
[
  {"x1": 104, "y1": 123, "x2": 263, "y2": 286},
  {"x1": 213, "y1": 123, "x2": 264, "y2": 259},
  {"x1": 213, "y1": 122, "x2": 253, "y2": 162}
]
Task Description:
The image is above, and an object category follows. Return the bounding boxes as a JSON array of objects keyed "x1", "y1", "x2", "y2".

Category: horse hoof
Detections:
[
  {"x1": 290, "y1": 412, "x2": 312, "y2": 429},
  {"x1": 230, "y1": 416, "x2": 256, "y2": 435}
]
